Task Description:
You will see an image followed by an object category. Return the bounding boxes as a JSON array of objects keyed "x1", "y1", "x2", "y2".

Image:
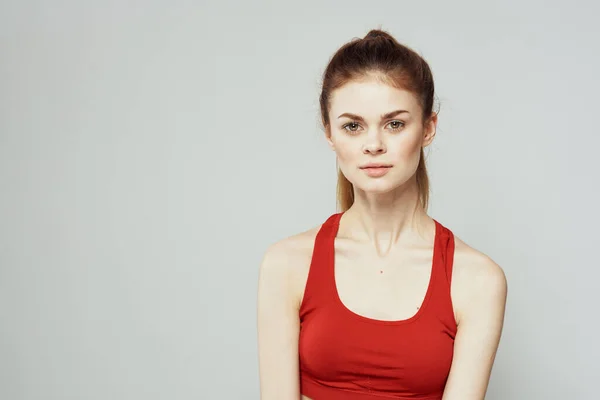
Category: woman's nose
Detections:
[{"x1": 362, "y1": 133, "x2": 386, "y2": 154}]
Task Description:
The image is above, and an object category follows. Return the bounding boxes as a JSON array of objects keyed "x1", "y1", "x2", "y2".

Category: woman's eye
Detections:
[
  {"x1": 388, "y1": 120, "x2": 405, "y2": 131},
  {"x1": 343, "y1": 122, "x2": 361, "y2": 132},
  {"x1": 342, "y1": 120, "x2": 404, "y2": 133}
]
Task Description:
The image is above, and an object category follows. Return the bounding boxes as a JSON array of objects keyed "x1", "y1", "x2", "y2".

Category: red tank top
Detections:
[{"x1": 299, "y1": 212, "x2": 457, "y2": 400}]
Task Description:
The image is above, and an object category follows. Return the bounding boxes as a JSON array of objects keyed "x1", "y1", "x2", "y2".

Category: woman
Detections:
[{"x1": 257, "y1": 28, "x2": 507, "y2": 400}]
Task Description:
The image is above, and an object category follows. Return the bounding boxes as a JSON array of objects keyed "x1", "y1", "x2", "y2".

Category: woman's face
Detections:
[{"x1": 326, "y1": 79, "x2": 437, "y2": 195}]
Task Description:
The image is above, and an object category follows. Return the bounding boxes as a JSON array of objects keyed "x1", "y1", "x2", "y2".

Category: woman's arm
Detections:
[
  {"x1": 442, "y1": 251, "x2": 508, "y2": 400},
  {"x1": 257, "y1": 241, "x2": 302, "y2": 400}
]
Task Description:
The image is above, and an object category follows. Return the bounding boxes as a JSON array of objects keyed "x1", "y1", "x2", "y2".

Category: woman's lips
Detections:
[{"x1": 361, "y1": 166, "x2": 392, "y2": 177}]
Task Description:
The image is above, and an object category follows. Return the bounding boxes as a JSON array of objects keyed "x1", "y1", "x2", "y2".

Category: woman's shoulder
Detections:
[
  {"x1": 261, "y1": 222, "x2": 322, "y2": 266},
  {"x1": 452, "y1": 235, "x2": 506, "y2": 289},
  {"x1": 450, "y1": 234, "x2": 508, "y2": 324},
  {"x1": 258, "y1": 222, "x2": 324, "y2": 307}
]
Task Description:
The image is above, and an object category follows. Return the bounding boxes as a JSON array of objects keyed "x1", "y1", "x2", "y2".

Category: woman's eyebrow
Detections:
[{"x1": 337, "y1": 109, "x2": 410, "y2": 122}]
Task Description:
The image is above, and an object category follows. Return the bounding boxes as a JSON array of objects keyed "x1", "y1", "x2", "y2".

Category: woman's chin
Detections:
[{"x1": 353, "y1": 182, "x2": 397, "y2": 194}]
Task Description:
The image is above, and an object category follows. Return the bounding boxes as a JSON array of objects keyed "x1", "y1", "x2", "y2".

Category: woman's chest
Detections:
[
  {"x1": 333, "y1": 249, "x2": 434, "y2": 321},
  {"x1": 299, "y1": 310, "x2": 455, "y2": 395}
]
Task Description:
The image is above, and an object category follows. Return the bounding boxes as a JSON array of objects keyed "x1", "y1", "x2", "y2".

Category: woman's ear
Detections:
[
  {"x1": 422, "y1": 112, "x2": 438, "y2": 148},
  {"x1": 325, "y1": 125, "x2": 335, "y2": 150}
]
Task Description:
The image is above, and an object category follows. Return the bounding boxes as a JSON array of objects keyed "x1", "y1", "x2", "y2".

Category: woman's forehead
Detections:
[{"x1": 329, "y1": 81, "x2": 420, "y2": 117}]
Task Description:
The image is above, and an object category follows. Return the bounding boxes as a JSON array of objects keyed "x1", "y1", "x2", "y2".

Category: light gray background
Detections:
[{"x1": 1, "y1": 1, "x2": 598, "y2": 399}]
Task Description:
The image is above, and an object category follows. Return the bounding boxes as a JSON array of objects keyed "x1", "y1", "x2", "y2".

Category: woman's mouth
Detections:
[{"x1": 361, "y1": 166, "x2": 392, "y2": 177}]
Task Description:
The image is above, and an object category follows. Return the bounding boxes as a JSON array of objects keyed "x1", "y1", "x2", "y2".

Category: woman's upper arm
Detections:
[
  {"x1": 257, "y1": 241, "x2": 302, "y2": 400},
  {"x1": 442, "y1": 252, "x2": 508, "y2": 400}
]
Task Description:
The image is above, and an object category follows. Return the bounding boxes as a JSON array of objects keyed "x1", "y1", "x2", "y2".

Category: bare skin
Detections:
[{"x1": 257, "y1": 78, "x2": 507, "y2": 400}]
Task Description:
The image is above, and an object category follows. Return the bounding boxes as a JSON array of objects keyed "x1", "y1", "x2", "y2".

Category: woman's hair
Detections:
[{"x1": 319, "y1": 28, "x2": 438, "y2": 212}]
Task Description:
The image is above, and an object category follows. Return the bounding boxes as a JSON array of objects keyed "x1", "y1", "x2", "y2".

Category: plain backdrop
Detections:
[{"x1": 1, "y1": 0, "x2": 599, "y2": 399}]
